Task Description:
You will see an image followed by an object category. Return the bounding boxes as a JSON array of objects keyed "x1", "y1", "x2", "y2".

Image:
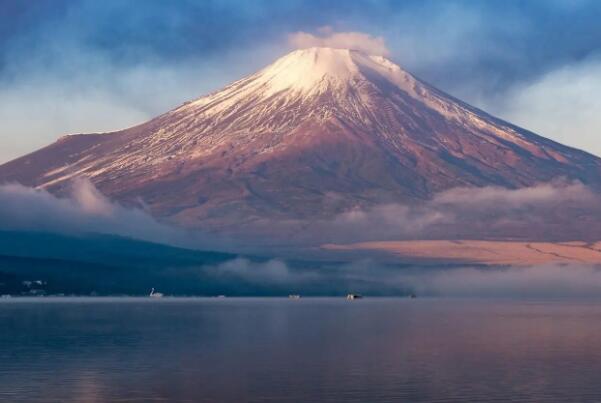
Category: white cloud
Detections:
[
  {"x1": 0, "y1": 179, "x2": 195, "y2": 247},
  {"x1": 0, "y1": 180, "x2": 599, "y2": 250},
  {"x1": 0, "y1": 43, "x2": 283, "y2": 164},
  {"x1": 205, "y1": 258, "x2": 316, "y2": 285},
  {"x1": 432, "y1": 181, "x2": 595, "y2": 208},
  {"x1": 484, "y1": 57, "x2": 601, "y2": 157},
  {"x1": 288, "y1": 26, "x2": 389, "y2": 56},
  {"x1": 248, "y1": 181, "x2": 601, "y2": 245}
]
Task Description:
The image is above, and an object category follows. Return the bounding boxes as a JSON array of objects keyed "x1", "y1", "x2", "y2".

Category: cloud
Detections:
[
  {"x1": 288, "y1": 27, "x2": 389, "y2": 56},
  {"x1": 1, "y1": 181, "x2": 601, "y2": 298},
  {"x1": 315, "y1": 203, "x2": 449, "y2": 243},
  {"x1": 1, "y1": 179, "x2": 600, "y2": 253},
  {"x1": 3, "y1": 1, "x2": 601, "y2": 164},
  {"x1": 205, "y1": 258, "x2": 316, "y2": 286},
  {"x1": 3, "y1": 2, "x2": 601, "y2": 165},
  {"x1": 432, "y1": 181, "x2": 596, "y2": 210},
  {"x1": 488, "y1": 57, "x2": 601, "y2": 157},
  {"x1": 0, "y1": 1, "x2": 286, "y2": 164},
  {"x1": 199, "y1": 258, "x2": 601, "y2": 298},
  {"x1": 0, "y1": 46, "x2": 283, "y2": 164},
  {"x1": 195, "y1": 257, "x2": 412, "y2": 296},
  {"x1": 0, "y1": 179, "x2": 228, "y2": 249},
  {"x1": 69, "y1": 178, "x2": 114, "y2": 216},
  {"x1": 245, "y1": 181, "x2": 601, "y2": 246},
  {"x1": 326, "y1": 182, "x2": 596, "y2": 241}
]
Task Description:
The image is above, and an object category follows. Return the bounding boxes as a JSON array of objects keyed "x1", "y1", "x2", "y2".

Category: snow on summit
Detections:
[
  {"x1": 254, "y1": 47, "x2": 364, "y2": 96},
  {"x1": 0, "y1": 46, "x2": 600, "y2": 233},
  {"x1": 251, "y1": 47, "x2": 415, "y2": 96},
  {"x1": 187, "y1": 47, "x2": 416, "y2": 107}
]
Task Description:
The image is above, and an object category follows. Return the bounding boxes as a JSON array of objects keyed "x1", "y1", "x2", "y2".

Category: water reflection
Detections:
[{"x1": 2, "y1": 298, "x2": 601, "y2": 402}]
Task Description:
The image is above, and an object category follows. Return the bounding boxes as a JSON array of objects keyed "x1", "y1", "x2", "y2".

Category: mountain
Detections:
[
  {"x1": 0, "y1": 230, "x2": 413, "y2": 296},
  {"x1": 0, "y1": 230, "x2": 236, "y2": 295},
  {"x1": 1, "y1": 47, "x2": 600, "y2": 232}
]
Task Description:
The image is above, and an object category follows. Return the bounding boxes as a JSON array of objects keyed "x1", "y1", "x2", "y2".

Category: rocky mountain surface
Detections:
[{"x1": 1, "y1": 47, "x2": 600, "y2": 236}]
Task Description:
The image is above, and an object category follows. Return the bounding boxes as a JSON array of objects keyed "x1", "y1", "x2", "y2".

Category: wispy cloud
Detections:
[
  {"x1": 1, "y1": 179, "x2": 599, "y2": 250},
  {"x1": 247, "y1": 181, "x2": 601, "y2": 245},
  {"x1": 205, "y1": 258, "x2": 317, "y2": 286},
  {"x1": 2, "y1": 1, "x2": 601, "y2": 162},
  {"x1": 487, "y1": 56, "x2": 601, "y2": 157},
  {"x1": 0, "y1": 179, "x2": 231, "y2": 250},
  {"x1": 432, "y1": 181, "x2": 596, "y2": 210},
  {"x1": 0, "y1": 46, "x2": 282, "y2": 164},
  {"x1": 198, "y1": 259, "x2": 601, "y2": 298},
  {"x1": 0, "y1": 179, "x2": 169, "y2": 239},
  {"x1": 288, "y1": 26, "x2": 389, "y2": 56},
  {"x1": 2, "y1": 180, "x2": 601, "y2": 298}
]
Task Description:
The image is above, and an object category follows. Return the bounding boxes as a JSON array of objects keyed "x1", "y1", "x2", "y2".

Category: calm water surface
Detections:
[{"x1": 2, "y1": 297, "x2": 601, "y2": 402}]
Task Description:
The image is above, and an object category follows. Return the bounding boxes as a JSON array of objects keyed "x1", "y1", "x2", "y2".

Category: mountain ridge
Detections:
[{"x1": 1, "y1": 47, "x2": 600, "y2": 232}]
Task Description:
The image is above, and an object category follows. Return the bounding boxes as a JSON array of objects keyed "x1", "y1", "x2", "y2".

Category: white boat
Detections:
[
  {"x1": 149, "y1": 288, "x2": 164, "y2": 298},
  {"x1": 346, "y1": 294, "x2": 363, "y2": 300},
  {"x1": 288, "y1": 294, "x2": 301, "y2": 299}
]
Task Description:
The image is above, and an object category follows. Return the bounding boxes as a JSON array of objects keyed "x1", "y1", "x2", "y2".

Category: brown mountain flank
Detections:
[{"x1": 323, "y1": 240, "x2": 601, "y2": 266}]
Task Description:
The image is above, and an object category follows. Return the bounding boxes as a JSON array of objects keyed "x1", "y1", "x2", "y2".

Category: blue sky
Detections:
[{"x1": 1, "y1": 0, "x2": 601, "y2": 162}]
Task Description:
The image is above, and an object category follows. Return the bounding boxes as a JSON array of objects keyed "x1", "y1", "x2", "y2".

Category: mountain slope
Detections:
[
  {"x1": 1, "y1": 47, "x2": 600, "y2": 230},
  {"x1": 0, "y1": 230, "x2": 236, "y2": 295}
]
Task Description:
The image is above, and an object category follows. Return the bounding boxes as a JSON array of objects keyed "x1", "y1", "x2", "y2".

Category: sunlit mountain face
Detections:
[{"x1": 1, "y1": 47, "x2": 600, "y2": 243}]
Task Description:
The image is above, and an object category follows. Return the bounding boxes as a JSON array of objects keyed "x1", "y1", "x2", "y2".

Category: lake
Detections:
[{"x1": 2, "y1": 297, "x2": 601, "y2": 402}]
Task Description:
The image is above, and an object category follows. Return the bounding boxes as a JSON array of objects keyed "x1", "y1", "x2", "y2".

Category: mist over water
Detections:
[
  {"x1": 199, "y1": 260, "x2": 601, "y2": 298},
  {"x1": 1, "y1": 180, "x2": 601, "y2": 298}
]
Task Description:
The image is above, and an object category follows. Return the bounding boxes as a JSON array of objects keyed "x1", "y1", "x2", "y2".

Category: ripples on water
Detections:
[{"x1": 2, "y1": 298, "x2": 601, "y2": 402}]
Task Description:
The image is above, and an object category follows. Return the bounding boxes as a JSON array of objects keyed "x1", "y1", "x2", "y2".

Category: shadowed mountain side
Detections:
[
  {"x1": 0, "y1": 231, "x2": 234, "y2": 295},
  {"x1": 0, "y1": 231, "x2": 419, "y2": 296}
]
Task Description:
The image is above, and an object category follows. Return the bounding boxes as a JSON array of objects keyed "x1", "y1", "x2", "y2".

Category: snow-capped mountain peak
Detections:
[
  {"x1": 247, "y1": 47, "x2": 412, "y2": 96},
  {"x1": 0, "y1": 47, "x2": 600, "y2": 234},
  {"x1": 184, "y1": 47, "x2": 416, "y2": 110}
]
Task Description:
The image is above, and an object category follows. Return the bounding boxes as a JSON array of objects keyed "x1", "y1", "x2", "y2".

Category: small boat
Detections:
[
  {"x1": 149, "y1": 288, "x2": 164, "y2": 298},
  {"x1": 409, "y1": 293, "x2": 417, "y2": 299},
  {"x1": 346, "y1": 294, "x2": 363, "y2": 300},
  {"x1": 288, "y1": 294, "x2": 301, "y2": 299}
]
